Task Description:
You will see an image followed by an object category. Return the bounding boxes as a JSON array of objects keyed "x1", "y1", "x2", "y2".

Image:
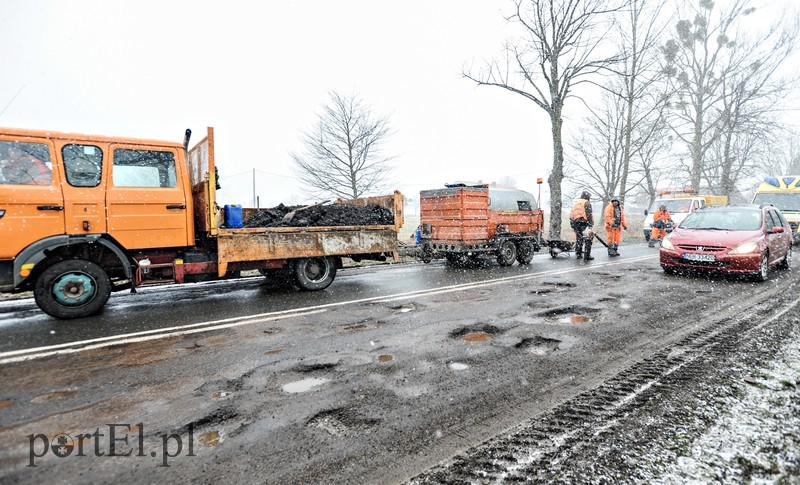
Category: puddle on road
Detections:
[
  {"x1": 462, "y1": 332, "x2": 491, "y2": 342},
  {"x1": 619, "y1": 302, "x2": 631, "y2": 310},
  {"x1": 282, "y1": 377, "x2": 330, "y2": 393},
  {"x1": 263, "y1": 348, "x2": 284, "y2": 356},
  {"x1": 448, "y1": 362, "x2": 470, "y2": 371},
  {"x1": 565, "y1": 315, "x2": 590, "y2": 324},
  {"x1": 212, "y1": 391, "x2": 230, "y2": 399},
  {"x1": 516, "y1": 336, "x2": 561, "y2": 355},
  {"x1": 198, "y1": 430, "x2": 223, "y2": 447},
  {"x1": 31, "y1": 390, "x2": 75, "y2": 403},
  {"x1": 344, "y1": 323, "x2": 369, "y2": 330},
  {"x1": 0, "y1": 400, "x2": 13, "y2": 409},
  {"x1": 378, "y1": 354, "x2": 393, "y2": 363}
]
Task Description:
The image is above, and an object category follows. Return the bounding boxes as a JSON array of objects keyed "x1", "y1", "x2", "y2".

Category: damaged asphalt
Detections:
[{"x1": 0, "y1": 244, "x2": 798, "y2": 483}]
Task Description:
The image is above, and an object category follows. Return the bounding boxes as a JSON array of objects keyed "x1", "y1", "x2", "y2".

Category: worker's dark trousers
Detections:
[{"x1": 572, "y1": 220, "x2": 592, "y2": 257}]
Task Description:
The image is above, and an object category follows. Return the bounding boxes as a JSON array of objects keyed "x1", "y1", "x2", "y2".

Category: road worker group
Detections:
[{"x1": 569, "y1": 192, "x2": 631, "y2": 259}]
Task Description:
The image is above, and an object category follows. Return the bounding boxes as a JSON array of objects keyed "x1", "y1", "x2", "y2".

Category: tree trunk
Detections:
[{"x1": 549, "y1": 113, "x2": 564, "y2": 240}]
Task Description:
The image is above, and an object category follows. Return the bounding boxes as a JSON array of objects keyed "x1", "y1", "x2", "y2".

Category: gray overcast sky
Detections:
[
  {"x1": 0, "y1": 1, "x2": 793, "y2": 210},
  {"x1": 0, "y1": 1, "x2": 551, "y2": 209}
]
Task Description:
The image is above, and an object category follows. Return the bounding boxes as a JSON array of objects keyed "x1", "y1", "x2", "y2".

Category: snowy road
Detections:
[{"x1": 0, "y1": 245, "x2": 797, "y2": 483}]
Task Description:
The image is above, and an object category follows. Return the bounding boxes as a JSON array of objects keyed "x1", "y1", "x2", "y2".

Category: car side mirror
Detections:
[
  {"x1": 771, "y1": 226, "x2": 785, "y2": 234},
  {"x1": 644, "y1": 209, "x2": 648, "y2": 215}
]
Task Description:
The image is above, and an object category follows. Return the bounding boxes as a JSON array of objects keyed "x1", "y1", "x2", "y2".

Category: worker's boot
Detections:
[
  {"x1": 648, "y1": 239, "x2": 655, "y2": 248},
  {"x1": 612, "y1": 244, "x2": 620, "y2": 257}
]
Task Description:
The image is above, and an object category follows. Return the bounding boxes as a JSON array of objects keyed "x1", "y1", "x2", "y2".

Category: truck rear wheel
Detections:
[
  {"x1": 34, "y1": 259, "x2": 112, "y2": 319},
  {"x1": 496, "y1": 240, "x2": 516, "y2": 266},
  {"x1": 293, "y1": 257, "x2": 337, "y2": 290}
]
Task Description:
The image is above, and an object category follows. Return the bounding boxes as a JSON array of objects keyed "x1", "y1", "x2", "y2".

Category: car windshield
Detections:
[
  {"x1": 680, "y1": 209, "x2": 762, "y2": 231},
  {"x1": 649, "y1": 199, "x2": 693, "y2": 213},
  {"x1": 752, "y1": 192, "x2": 800, "y2": 212}
]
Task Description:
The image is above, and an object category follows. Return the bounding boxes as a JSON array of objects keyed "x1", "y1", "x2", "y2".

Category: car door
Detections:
[
  {"x1": 768, "y1": 210, "x2": 790, "y2": 262},
  {"x1": 764, "y1": 210, "x2": 785, "y2": 264},
  {"x1": 106, "y1": 144, "x2": 191, "y2": 249},
  {"x1": 0, "y1": 137, "x2": 64, "y2": 259},
  {"x1": 57, "y1": 141, "x2": 109, "y2": 235}
]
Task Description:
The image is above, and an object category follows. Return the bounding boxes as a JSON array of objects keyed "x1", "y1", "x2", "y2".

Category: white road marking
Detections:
[{"x1": 0, "y1": 254, "x2": 656, "y2": 365}]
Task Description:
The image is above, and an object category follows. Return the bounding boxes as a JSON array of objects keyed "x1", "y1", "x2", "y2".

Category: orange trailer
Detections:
[{"x1": 419, "y1": 184, "x2": 545, "y2": 266}]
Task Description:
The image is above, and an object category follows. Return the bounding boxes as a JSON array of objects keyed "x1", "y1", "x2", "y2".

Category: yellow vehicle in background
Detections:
[{"x1": 752, "y1": 176, "x2": 800, "y2": 244}]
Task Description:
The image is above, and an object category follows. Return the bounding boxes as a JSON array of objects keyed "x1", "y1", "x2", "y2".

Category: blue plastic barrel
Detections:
[
  {"x1": 415, "y1": 226, "x2": 422, "y2": 244},
  {"x1": 224, "y1": 204, "x2": 243, "y2": 228}
]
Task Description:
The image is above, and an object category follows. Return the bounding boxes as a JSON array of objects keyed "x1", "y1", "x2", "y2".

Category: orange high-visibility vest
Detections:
[{"x1": 570, "y1": 199, "x2": 589, "y2": 220}]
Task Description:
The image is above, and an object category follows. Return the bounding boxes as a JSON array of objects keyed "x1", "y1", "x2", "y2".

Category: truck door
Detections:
[
  {"x1": 57, "y1": 142, "x2": 108, "y2": 235},
  {"x1": 0, "y1": 138, "x2": 64, "y2": 259},
  {"x1": 106, "y1": 145, "x2": 190, "y2": 249}
]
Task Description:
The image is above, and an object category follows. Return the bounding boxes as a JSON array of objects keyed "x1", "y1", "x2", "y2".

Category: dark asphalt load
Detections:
[
  {"x1": 0, "y1": 249, "x2": 798, "y2": 483},
  {"x1": 242, "y1": 202, "x2": 394, "y2": 227}
]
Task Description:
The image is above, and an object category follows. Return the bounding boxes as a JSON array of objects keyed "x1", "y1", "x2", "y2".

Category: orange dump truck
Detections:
[
  {"x1": 0, "y1": 126, "x2": 403, "y2": 318},
  {"x1": 419, "y1": 184, "x2": 546, "y2": 265}
]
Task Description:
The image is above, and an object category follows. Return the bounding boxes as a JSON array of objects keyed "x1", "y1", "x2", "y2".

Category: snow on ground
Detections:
[{"x1": 654, "y1": 329, "x2": 800, "y2": 483}]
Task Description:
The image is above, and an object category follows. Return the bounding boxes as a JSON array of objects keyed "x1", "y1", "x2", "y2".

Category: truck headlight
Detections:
[
  {"x1": 730, "y1": 241, "x2": 758, "y2": 254},
  {"x1": 661, "y1": 237, "x2": 675, "y2": 250}
]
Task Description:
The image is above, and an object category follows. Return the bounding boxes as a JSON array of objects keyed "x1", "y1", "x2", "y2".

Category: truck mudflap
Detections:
[{"x1": 215, "y1": 226, "x2": 398, "y2": 276}]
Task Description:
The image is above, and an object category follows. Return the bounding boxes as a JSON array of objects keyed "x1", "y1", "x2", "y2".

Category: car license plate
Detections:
[{"x1": 683, "y1": 252, "x2": 715, "y2": 262}]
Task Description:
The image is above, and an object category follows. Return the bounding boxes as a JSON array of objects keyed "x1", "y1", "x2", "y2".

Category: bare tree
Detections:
[
  {"x1": 765, "y1": 133, "x2": 800, "y2": 175},
  {"x1": 613, "y1": 0, "x2": 669, "y2": 204},
  {"x1": 463, "y1": 0, "x2": 622, "y2": 239},
  {"x1": 292, "y1": 91, "x2": 394, "y2": 199},
  {"x1": 661, "y1": 0, "x2": 751, "y2": 191},
  {"x1": 713, "y1": 19, "x2": 798, "y2": 198}
]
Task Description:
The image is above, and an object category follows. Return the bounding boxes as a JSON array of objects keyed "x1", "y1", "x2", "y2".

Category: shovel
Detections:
[{"x1": 281, "y1": 200, "x2": 331, "y2": 223}]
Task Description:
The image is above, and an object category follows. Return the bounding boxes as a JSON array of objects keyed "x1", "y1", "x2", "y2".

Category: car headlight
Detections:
[
  {"x1": 730, "y1": 241, "x2": 758, "y2": 254},
  {"x1": 661, "y1": 237, "x2": 675, "y2": 250}
]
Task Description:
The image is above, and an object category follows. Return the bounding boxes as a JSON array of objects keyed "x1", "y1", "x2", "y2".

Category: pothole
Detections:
[
  {"x1": 212, "y1": 391, "x2": 231, "y2": 399},
  {"x1": 378, "y1": 354, "x2": 393, "y2": 363},
  {"x1": 389, "y1": 302, "x2": 420, "y2": 313},
  {"x1": 263, "y1": 348, "x2": 284, "y2": 356},
  {"x1": 530, "y1": 287, "x2": 556, "y2": 295},
  {"x1": 198, "y1": 429, "x2": 223, "y2": 447},
  {"x1": 282, "y1": 377, "x2": 329, "y2": 394},
  {"x1": 542, "y1": 281, "x2": 577, "y2": 288},
  {"x1": 307, "y1": 408, "x2": 380, "y2": 437},
  {"x1": 533, "y1": 305, "x2": 598, "y2": 318},
  {"x1": 343, "y1": 323, "x2": 369, "y2": 330},
  {"x1": 448, "y1": 362, "x2": 470, "y2": 371},
  {"x1": 293, "y1": 361, "x2": 338, "y2": 373},
  {"x1": 562, "y1": 315, "x2": 590, "y2": 324},
  {"x1": 449, "y1": 324, "x2": 503, "y2": 339},
  {"x1": 516, "y1": 336, "x2": 561, "y2": 355},
  {"x1": 0, "y1": 400, "x2": 13, "y2": 409}
]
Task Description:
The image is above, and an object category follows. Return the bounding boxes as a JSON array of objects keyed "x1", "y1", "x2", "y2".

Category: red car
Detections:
[{"x1": 660, "y1": 204, "x2": 793, "y2": 281}]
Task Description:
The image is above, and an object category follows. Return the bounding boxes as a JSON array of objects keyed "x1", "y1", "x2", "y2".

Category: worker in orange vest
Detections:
[
  {"x1": 569, "y1": 191, "x2": 594, "y2": 260},
  {"x1": 603, "y1": 196, "x2": 627, "y2": 257},
  {"x1": 649, "y1": 204, "x2": 673, "y2": 247}
]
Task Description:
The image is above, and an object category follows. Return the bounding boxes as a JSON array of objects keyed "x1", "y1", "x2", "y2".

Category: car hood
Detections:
[{"x1": 668, "y1": 228, "x2": 762, "y2": 248}]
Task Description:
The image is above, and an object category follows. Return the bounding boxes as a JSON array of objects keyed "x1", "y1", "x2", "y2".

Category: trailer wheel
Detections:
[
  {"x1": 293, "y1": 257, "x2": 337, "y2": 291},
  {"x1": 34, "y1": 259, "x2": 111, "y2": 319},
  {"x1": 516, "y1": 242, "x2": 535, "y2": 265},
  {"x1": 496, "y1": 240, "x2": 517, "y2": 266}
]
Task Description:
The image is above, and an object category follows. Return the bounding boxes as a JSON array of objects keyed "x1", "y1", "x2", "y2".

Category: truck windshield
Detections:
[
  {"x1": 681, "y1": 210, "x2": 762, "y2": 231},
  {"x1": 649, "y1": 199, "x2": 692, "y2": 213},
  {"x1": 753, "y1": 193, "x2": 800, "y2": 212}
]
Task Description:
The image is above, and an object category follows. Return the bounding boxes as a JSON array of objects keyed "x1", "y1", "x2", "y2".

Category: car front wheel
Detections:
[{"x1": 754, "y1": 252, "x2": 769, "y2": 282}]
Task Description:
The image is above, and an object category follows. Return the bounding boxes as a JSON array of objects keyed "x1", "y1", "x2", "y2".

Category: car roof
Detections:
[{"x1": 698, "y1": 204, "x2": 764, "y2": 212}]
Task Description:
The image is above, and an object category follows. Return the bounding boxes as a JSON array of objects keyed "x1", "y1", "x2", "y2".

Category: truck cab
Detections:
[{"x1": 752, "y1": 176, "x2": 800, "y2": 244}]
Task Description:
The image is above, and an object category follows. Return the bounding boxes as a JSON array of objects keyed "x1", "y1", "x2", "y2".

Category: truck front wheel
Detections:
[
  {"x1": 34, "y1": 259, "x2": 112, "y2": 319},
  {"x1": 293, "y1": 257, "x2": 337, "y2": 291}
]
